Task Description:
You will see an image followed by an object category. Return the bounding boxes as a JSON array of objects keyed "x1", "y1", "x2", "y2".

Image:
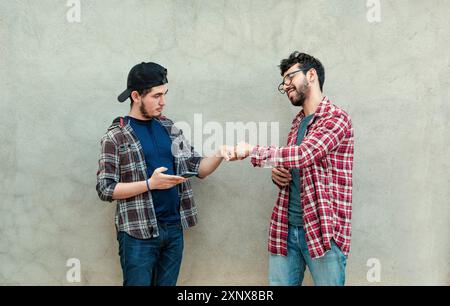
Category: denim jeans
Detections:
[
  {"x1": 117, "y1": 222, "x2": 184, "y2": 286},
  {"x1": 269, "y1": 225, "x2": 346, "y2": 286}
]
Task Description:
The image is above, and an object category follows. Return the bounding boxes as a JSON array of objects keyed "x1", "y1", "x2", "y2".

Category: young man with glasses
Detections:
[
  {"x1": 96, "y1": 62, "x2": 233, "y2": 286},
  {"x1": 228, "y1": 52, "x2": 354, "y2": 286}
]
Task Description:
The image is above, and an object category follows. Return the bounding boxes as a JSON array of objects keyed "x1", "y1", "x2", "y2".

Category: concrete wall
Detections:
[{"x1": 1, "y1": 0, "x2": 448, "y2": 285}]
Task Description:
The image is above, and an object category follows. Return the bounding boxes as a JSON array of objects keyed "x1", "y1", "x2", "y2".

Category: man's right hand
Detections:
[
  {"x1": 149, "y1": 167, "x2": 186, "y2": 190},
  {"x1": 272, "y1": 167, "x2": 292, "y2": 187}
]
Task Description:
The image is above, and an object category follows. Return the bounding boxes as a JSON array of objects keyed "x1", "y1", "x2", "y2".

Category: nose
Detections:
[{"x1": 159, "y1": 95, "x2": 166, "y2": 106}]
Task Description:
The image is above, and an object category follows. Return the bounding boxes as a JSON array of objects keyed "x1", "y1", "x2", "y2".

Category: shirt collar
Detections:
[{"x1": 293, "y1": 96, "x2": 329, "y2": 123}]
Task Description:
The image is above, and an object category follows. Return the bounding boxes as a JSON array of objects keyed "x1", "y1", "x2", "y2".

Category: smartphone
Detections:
[{"x1": 180, "y1": 172, "x2": 197, "y2": 178}]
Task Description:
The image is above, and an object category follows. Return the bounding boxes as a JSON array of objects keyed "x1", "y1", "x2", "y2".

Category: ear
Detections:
[
  {"x1": 307, "y1": 68, "x2": 317, "y2": 83},
  {"x1": 130, "y1": 91, "x2": 140, "y2": 103}
]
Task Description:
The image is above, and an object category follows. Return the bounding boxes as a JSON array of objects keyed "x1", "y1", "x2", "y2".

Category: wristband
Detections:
[{"x1": 146, "y1": 179, "x2": 151, "y2": 192}]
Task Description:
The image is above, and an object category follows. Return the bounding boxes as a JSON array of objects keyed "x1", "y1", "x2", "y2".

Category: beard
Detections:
[
  {"x1": 139, "y1": 102, "x2": 153, "y2": 119},
  {"x1": 289, "y1": 78, "x2": 309, "y2": 107}
]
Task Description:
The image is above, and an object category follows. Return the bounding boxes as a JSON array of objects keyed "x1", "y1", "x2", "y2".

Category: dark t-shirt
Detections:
[{"x1": 128, "y1": 116, "x2": 180, "y2": 224}]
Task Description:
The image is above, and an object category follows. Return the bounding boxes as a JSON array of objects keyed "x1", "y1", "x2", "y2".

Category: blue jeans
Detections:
[
  {"x1": 269, "y1": 225, "x2": 346, "y2": 286},
  {"x1": 117, "y1": 222, "x2": 184, "y2": 286}
]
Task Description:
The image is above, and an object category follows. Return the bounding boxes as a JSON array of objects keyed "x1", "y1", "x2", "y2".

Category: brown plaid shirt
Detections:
[{"x1": 96, "y1": 116, "x2": 203, "y2": 239}]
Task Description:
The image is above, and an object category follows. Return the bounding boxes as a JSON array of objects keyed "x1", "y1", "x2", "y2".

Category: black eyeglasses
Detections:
[{"x1": 277, "y1": 69, "x2": 306, "y2": 94}]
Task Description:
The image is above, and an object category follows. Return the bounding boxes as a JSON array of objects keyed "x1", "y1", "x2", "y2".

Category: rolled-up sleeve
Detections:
[
  {"x1": 96, "y1": 135, "x2": 120, "y2": 202},
  {"x1": 186, "y1": 137, "x2": 203, "y2": 174},
  {"x1": 251, "y1": 112, "x2": 350, "y2": 169},
  {"x1": 172, "y1": 128, "x2": 203, "y2": 174}
]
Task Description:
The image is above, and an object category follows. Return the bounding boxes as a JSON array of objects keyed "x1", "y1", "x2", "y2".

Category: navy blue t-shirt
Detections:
[{"x1": 127, "y1": 116, "x2": 180, "y2": 224}]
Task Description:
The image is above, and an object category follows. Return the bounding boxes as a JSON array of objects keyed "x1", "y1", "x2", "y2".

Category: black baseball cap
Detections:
[{"x1": 117, "y1": 62, "x2": 168, "y2": 102}]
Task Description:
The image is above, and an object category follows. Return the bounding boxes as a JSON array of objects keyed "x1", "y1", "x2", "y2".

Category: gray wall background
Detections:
[{"x1": 1, "y1": 0, "x2": 449, "y2": 285}]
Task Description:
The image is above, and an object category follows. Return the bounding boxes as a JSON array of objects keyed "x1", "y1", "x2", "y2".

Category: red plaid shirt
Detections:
[{"x1": 251, "y1": 97, "x2": 354, "y2": 259}]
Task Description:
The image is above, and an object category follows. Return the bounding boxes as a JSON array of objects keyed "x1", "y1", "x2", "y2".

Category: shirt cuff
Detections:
[
  {"x1": 190, "y1": 156, "x2": 203, "y2": 175},
  {"x1": 250, "y1": 145, "x2": 262, "y2": 167}
]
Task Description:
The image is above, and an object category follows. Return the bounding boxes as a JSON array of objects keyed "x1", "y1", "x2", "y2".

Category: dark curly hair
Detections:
[{"x1": 279, "y1": 51, "x2": 325, "y2": 92}]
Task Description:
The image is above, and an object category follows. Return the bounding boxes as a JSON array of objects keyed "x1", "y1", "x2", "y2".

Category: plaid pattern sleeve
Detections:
[
  {"x1": 250, "y1": 97, "x2": 354, "y2": 259},
  {"x1": 251, "y1": 109, "x2": 350, "y2": 169},
  {"x1": 96, "y1": 134, "x2": 120, "y2": 202},
  {"x1": 188, "y1": 147, "x2": 203, "y2": 175},
  {"x1": 174, "y1": 127, "x2": 203, "y2": 175}
]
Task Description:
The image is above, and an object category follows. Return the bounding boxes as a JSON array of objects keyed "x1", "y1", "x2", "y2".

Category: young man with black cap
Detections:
[{"x1": 96, "y1": 62, "x2": 231, "y2": 286}]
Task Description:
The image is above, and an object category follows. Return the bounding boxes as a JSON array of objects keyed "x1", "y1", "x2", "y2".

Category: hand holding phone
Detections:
[{"x1": 180, "y1": 172, "x2": 197, "y2": 178}]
